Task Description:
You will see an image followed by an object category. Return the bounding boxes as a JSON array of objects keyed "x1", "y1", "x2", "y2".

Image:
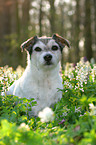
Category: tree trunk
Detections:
[
  {"x1": 74, "y1": 0, "x2": 80, "y2": 62},
  {"x1": 48, "y1": 0, "x2": 56, "y2": 34},
  {"x1": 59, "y1": 2, "x2": 65, "y2": 36},
  {"x1": 39, "y1": 0, "x2": 43, "y2": 36},
  {"x1": 0, "y1": 0, "x2": 11, "y2": 66},
  {"x1": 94, "y1": 0, "x2": 96, "y2": 46},
  {"x1": 84, "y1": 0, "x2": 92, "y2": 61},
  {"x1": 21, "y1": 0, "x2": 30, "y2": 67}
]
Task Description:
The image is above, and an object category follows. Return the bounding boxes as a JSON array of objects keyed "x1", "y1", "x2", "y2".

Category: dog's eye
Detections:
[
  {"x1": 52, "y1": 46, "x2": 58, "y2": 51},
  {"x1": 34, "y1": 47, "x2": 42, "y2": 52}
]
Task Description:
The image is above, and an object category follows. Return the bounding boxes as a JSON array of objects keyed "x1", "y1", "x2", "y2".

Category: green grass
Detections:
[{"x1": 0, "y1": 58, "x2": 96, "y2": 145}]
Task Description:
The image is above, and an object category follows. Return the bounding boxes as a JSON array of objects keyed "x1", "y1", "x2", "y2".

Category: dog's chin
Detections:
[
  {"x1": 43, "y1": 61, "x2": 56, "y2": 69},
  {"x1": 45, "y1": 62, "x2": 53, "y2": 66},
  {"x1": 38, "y1": 60, "x2": 57, "y2": 69}
]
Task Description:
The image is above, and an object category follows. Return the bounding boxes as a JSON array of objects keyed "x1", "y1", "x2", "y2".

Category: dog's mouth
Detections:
[{"x1": 45, "y1": 61, "x2": 53, "y2": 66}]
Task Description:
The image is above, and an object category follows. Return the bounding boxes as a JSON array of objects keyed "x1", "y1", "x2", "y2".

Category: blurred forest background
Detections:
[{"x1": 0, "y1": 0, "x2": 96, "y2": 69}]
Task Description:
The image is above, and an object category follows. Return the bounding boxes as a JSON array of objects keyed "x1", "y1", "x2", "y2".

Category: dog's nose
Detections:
[{"x1": 44, "y1": 54, "x2": 52, "y2": 62}]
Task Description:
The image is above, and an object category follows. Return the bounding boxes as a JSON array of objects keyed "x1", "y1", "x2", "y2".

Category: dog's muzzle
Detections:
[{"x1": 44, "y1": 54, "x2": 52, "y2": 65}]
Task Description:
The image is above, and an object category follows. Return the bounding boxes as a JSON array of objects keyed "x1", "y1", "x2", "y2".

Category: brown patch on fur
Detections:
[
  {"x1": 52, "y1": 34, "x2": 70, "y2": 51},
  {"x1": 20, "y1": 36, "x2": 38, "y2": 52}
]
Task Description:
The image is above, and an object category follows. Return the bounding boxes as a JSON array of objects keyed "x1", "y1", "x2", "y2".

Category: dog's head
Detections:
[{"x1": 21, "y1": 34, "x2": 70, "y2": 69}]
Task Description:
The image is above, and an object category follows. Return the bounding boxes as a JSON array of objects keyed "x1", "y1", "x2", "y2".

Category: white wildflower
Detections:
[
  {"x1": 89, "y1": 103, "x2": 96, "y2": 115},
  {"x1": 65, "y1": 63, "x2": 74, "y2": 79},
  {"x1": 90, "y1": 58, "x2": 95, "y2": 65},
  {"x1": 19, "y1": 123, "x2": 30, "y2": 131},
  {"x1": 89, "y1": 103, "x2": 96, "y2": 110},
  {"x1": 79, "y1": 88, "x2": 84, "y2": 92},
  {"x1": 75, "y1": 58, "x2": 92, "y2": 87},
  {"x1": 91, "y1": 64, "x2": 96, "y2": 82},
  {"x1": 38, "y1": 107, "x2": 54, "y2": 123},
  {"x1": 64, "y1": 81, "x2": 73, "y2": 89},
  {"x1": 93, "y1": 64, "x2": 96, "y2": 73},
  {"x1": 75, "y1": 106, "x2": 81, "y2": 113}
]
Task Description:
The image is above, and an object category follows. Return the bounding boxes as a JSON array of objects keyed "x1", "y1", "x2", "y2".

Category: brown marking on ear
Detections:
[
  {"x1": 20, "y1": 36, "x2": 38, "y2": 52},
  {"x1": 52, "y1": 33, "x2": 70, "y2": 51}
]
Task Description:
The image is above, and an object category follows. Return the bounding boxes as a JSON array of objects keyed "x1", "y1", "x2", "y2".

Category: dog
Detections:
[{"x1": 6, "y1": 34, "x2": 70, "y2": 116}]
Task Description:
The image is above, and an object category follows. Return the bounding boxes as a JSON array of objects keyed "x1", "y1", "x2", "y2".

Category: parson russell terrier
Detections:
[{"x1": 5, "y1": 34, "x2": 70, "y2": 116}]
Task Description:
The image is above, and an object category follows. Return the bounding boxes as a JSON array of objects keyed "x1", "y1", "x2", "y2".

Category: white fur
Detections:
[{"x1": 7, "y1": 39, "x2": 63, "y2": 116}]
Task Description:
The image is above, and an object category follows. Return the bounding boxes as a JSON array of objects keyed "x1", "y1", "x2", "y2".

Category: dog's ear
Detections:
[
  {"x1": 52, "y1": 33, "x2": 70, "y2": 52},
  {"x1": 20, "y1": 36, "x2": 38, "y2": 53}
]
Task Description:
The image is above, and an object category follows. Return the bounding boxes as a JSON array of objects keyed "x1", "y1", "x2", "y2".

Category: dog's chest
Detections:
[
  {"x1": 23, "y1": 76, "x2": 60, "y2": 100},
  {"x1": 22, "y1": 75, "x2": 62, "y2": 114}
]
